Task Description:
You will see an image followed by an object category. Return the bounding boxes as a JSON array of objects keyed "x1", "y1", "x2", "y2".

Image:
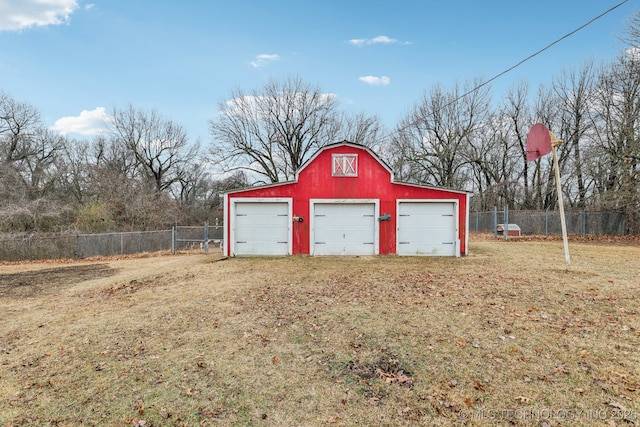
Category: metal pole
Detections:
[
  {"x1": 171, "y1": 226, "x2": 175, "y2": 254},
  {"x1": 504, "y1": 204, "x2": 509, "y2": 241},
  {"x1": 493, "y1": 206, "x2": 497, "y2": 238},
  {"x1": 552, "y1": 143, "x2": 570, "y2": 267},
  {"x1": 204, "y1": 221, "x2": 209, "y2": 255},
  {"x1": 545, "y1": 207, "x2": 549, "y2": 236}
]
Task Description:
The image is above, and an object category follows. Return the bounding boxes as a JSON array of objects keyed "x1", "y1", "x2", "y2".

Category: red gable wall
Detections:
[{"x1": 225, "y1": 143, "x2": 468, "y2": 255}]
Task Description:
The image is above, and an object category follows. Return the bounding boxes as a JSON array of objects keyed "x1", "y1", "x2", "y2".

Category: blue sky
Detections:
[{"x1": 0, "y1": 0, "x2": 636, "y2": 145}]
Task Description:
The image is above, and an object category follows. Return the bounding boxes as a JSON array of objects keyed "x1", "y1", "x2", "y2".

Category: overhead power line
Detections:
[{"x1": 387, "y1": 0, "x2": 630, "y2": 138}]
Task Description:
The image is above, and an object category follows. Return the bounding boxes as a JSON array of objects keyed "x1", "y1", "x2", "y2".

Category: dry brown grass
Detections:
[{"x1": 1, "y1": 236, "x2": 639, "y2": 426}]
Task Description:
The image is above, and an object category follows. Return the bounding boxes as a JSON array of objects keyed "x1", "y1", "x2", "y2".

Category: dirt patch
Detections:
[
  {"x1": 0, "y1": 264, "x2": 116, "y2": 298},
  {"x1": 339, "y1": 348, "x2": 414, "y2": 389}
]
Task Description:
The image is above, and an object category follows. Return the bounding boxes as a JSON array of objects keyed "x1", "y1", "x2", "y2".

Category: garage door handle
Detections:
[
  {"x1": 277, "y1": 214, "x2": 288, "y2": 217},
  {"x1": 237, "y1": 241, "x2": 247, "y2": 243},
  {"x1": 398, "y1": 242, "x2": 410, "y2": 244},
  {"x1": 277, "y1": 241, "x2": 288, "y2": 244},
  {"x1": 443, "y1": 242, "x2": 454, "y2": 244},
  {"x1": 399, "y1": 214, "x2": 409, "y2": 217},
  {"x1": 315, "y1": 242, "x2": 326, "y2": 244},
  {"x1": 443, "y1": 214, "x2": 454, "y2": 217}
]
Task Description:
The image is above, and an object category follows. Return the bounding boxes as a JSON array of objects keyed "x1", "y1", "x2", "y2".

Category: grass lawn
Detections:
[{"x1": 1, "y1": 236, "x2": 639, "y2": 426}]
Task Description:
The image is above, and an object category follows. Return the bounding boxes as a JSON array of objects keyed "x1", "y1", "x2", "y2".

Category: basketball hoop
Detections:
[{"x1": 526, "y1": 123, "x2": 570, "y2": 267}]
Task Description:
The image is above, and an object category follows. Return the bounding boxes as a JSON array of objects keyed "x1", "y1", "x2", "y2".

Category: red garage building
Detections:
[{"x1": 223, "y1": 141, "x2": 470, "y2": 257}]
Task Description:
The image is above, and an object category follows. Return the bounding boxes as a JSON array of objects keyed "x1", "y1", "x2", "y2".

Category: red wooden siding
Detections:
[{"x1": 224, "y1": 143, "x2": 469, "y2": 256}]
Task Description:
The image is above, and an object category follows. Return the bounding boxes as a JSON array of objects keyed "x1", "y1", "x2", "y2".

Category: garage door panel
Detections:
[
  {"x1": 233, "y1": 202, "x2": 290, "y2": 256},
  {"x1": 313, "y1": 203, "x2": 376, "y2": 256},
  {"x1": 397, "y1": 202, "x2": 457, "y2": 256},
  {"x1": 399, "y1": 202, "x2": 453, "y2": 216},
  {"x1": 236, "y1": 227, "x2": 287, "y2": 242}
]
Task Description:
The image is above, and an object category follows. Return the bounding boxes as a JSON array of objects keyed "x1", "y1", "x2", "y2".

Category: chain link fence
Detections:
[
  {"x1": 0, "y1": 224, "x2": 223, "y2": 262},
  {"x1": 470, "y1": 208, "x2": 626, "y2": 236},
  {"x1": 0, "y1": 211, "x2": 630, "y2": 261}
]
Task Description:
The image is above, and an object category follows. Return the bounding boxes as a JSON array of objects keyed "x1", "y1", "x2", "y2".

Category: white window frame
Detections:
[{"x1": 332, "y1": 154, "x2": 358, "y2": 177}]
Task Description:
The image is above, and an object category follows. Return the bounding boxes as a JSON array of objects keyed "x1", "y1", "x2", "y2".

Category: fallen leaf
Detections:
[
  {"x1": 473, "y1": 379, "x2": 487, "y2": 391},
  {"x1": 272, "y1": 356, "x2": 279, "y2": 364},
  {"x1": 397, "y1": 375, "x2": 412, "y2": 384},
  {"x1": 515, "y1": 396, "x2": 532, "y2": 404}
]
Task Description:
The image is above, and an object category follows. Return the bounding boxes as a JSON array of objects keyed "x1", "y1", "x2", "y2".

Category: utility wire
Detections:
[{"x1": 387, "y1": 0, "x2": 630, "y2": 138}]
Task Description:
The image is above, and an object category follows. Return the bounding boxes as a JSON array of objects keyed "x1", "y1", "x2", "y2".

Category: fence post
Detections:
[
  {"x1": 545, "y1": 207, "x2": 549, "y2": 236},
  {"x1": 582, "y1": 209, "x2": 587, "y2": 237},
  {"x1": 120, "y1": 232, "x2": 124, "y2": 255},
  {"x1": 171, "y1": 226, "x2": 176, "y2": 254},
  {"x1": 204, "y1": 221, "x2": 209, "y2": 255},
  {"x1": 504, "y1": 204, "x2": 509, "y2": 241},
  {"x1": 493, "y1": 206, "x2": 497, "y2": 238}
]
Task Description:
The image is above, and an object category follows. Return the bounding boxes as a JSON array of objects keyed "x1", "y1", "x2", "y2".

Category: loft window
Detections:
[{"x1": 332, "y1": 154, "x2": 358, "y2": 177}]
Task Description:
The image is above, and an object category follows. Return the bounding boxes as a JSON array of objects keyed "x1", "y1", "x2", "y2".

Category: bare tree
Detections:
[
  {"x1": 553, "y1": 61, "x2": 597, "y2": 208},
  {"x1": 501, "y1": 81, "x2": 537, "y2": 208},
  {"x1": 209, "y1": 77, "x2": 344, "y2": 184},
  {"x1": 109, "y1": 105, "x2": 200, "y2": 194},
  {"x1": 0, "y1": 92, "x2": 71, "y2": 231},
  {"x1": 0, "y1": 91, "x2": 42, "y2": 163},
  {"x1": 589, "y1": 52, "x2": 640, "y2": 231},
  {"x1": 390, "y1": 79, "x2": 491, "y2": 189},
  {"x1": 466, "y1": 112, "x2": 521, "y2": 210},
  {"x1": 621, "y1": 8, "x2": 640, "y2": 49},
  {"x1": 334, "y1": 111, "x2": 383, "y2": 150}
]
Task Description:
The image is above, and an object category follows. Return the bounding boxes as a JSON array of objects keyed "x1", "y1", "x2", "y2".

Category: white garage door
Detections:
[
  {"x1": 313, "y1": 203, "x2": 376, "y2": 256},
  {"x1": 397, "y1": 202, "x2": 457, "y2": 256},
  {"x1": 233, "y1": 202, "x2": 290, "y2": 256}
]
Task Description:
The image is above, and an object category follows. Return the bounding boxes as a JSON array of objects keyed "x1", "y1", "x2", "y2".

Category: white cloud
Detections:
[
  {"x1": 359, "y1": 76, "x2": 391, "y2": 86},
  {"x1": 51, "y1": 107, "x2": 110, "y2": 136},
  {"x1": 250, "y1": 53, "x2": 280, "y2": 68},
  {"x1": 0, "y1": 0, "x2": 79, "y2": 31},
  {"x1": 347, "y1": 35, "x2": 409, "y2": 46}
]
